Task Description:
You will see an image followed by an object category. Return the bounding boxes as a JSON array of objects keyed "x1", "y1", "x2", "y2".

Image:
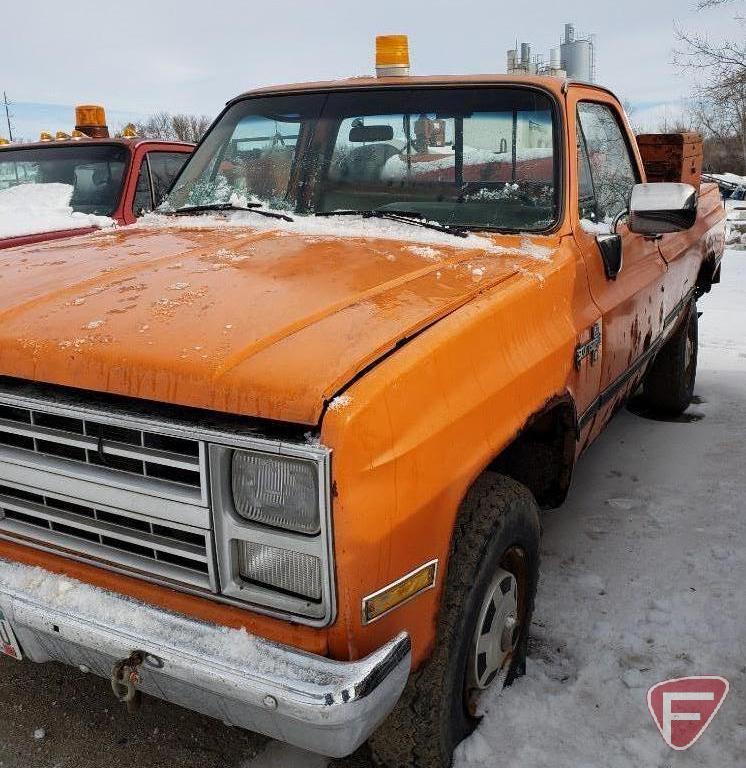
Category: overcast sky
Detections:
[{"x1": 0, "y1": 0, "x2": 737, "y2": 140}]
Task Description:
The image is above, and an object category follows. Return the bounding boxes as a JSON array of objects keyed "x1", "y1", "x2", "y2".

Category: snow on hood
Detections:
[
  {"x1": 0, "y1": 183, "x2": 115, "y2": 239},
  {"x1": 139, "y1": 210, "x2": 528, "y2": 254}
]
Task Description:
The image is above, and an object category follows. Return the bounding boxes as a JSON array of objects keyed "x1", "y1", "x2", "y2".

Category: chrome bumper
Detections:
[{"x1": 0, "y1": 560, "x2": 411, "y2": 758}]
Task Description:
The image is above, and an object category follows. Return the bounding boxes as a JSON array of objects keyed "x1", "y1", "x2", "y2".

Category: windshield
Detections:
[
  {"x1": 165, "y1": 87, "x2": 559, "y2": 232},
  {"x1": 0, "y1": 144, "x2": 128, "y2": 216}
]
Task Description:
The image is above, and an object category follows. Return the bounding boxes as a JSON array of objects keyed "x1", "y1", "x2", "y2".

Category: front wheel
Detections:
[
  {"x1": 368, "y1": 474, "x2": 541, "y2": 768},
  {"x1": 642, "y1": 300, "x2": 698, "y2": 416}
]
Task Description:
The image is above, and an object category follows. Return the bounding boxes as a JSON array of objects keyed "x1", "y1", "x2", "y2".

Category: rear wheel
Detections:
[
  {"x1": 368, "y1": 474, "x2": 541, "y2": 768},
  {"x1": 642, "y1": 300, "x2": 698, "y2": 416}
]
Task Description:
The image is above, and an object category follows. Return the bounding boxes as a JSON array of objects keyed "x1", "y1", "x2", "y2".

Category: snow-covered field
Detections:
[
  {"x1": 0, "y1": 183, "x2": 114, "y2": 239},
  {"x1": 246, "y1": 250, "x2": 746, "y2": 767}
]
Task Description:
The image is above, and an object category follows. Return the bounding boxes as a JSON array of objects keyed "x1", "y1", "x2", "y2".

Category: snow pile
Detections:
[
  {"x1": 580, "y1": 217, "x2": 614, "y2": 235},
  {"x1": 0, "y1": 183, "x2": 115, "y2": 239},
  {"x1": 704, "y1": 171, "x2": 746, "y2": 188}
]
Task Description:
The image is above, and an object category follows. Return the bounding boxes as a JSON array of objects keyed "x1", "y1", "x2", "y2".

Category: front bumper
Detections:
[{"x1": 0, "y1": 560, "x2": 411, "y2": 758}]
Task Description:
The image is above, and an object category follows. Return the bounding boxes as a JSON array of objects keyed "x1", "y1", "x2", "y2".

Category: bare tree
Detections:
[
  {"x1": 134, "y1": 112, "x2": 212, "y2": 143},
  {"x1": 675, "y1": 1, "x2": 746, "y2": 171},
  {"x1": 697, "y1": 0, "x2": 738, "y2": 7},
  {"x1": 171, "y1": 113, "x2": 212, "y2": 143},
  {"x1": 136, "y1": 112, "x2": 174, "y2": 139}
]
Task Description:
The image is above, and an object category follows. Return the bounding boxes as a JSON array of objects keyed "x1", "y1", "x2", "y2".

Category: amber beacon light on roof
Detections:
[
  {"x1": 375, "y1": 34, "x2": 410, "y2": 77},
  {"x1": 74, "y1": 104, "x2": 110, "y2": 138}
]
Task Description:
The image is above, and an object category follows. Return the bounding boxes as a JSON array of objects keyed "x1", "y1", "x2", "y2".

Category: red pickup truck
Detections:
[{"x1": 0, "y1": 106, "x2": 193, "y2": 250}]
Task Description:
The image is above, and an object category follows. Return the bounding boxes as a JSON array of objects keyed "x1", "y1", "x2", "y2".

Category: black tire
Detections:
[
  {"x1": 642, "y1": 300, "x2": 698, "y2": 416},
  {"x1": 368, "y1": 474, "x2": 541, "y2": 768}
]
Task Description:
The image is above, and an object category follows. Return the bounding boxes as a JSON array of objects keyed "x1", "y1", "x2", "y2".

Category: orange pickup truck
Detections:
[{"x1": 0, "y1": 38, "x2": 726, "y2": 767}]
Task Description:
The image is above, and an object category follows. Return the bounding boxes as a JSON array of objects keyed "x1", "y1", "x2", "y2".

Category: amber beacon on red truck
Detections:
[{"x1": 0, "y1": 36, "x2": 726, "y2": 768}]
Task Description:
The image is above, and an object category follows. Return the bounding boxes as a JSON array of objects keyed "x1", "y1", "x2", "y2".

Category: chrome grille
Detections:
[
  {"x1": 0, "y1": 393, "x2": 214, "y2": 592},
  {"x1": 0, "y1": 402, "x2": 202, "y2": 492},
  {"x1": 0, "y1": 484, "x2": 212, "y2": 589},
  {"x1": 0, "y1": 381, "x2": 334, "y2": 626}
]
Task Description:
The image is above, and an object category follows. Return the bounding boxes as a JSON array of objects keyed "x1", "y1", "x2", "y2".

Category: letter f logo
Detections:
[{"x1": 648, "y1": 676, "x2": 729, "y2": 750}]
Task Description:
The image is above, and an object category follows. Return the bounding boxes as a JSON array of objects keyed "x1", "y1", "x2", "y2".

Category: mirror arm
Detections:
[{"x1": 612, "y1": 209, "x2": 628, "y2": 235}]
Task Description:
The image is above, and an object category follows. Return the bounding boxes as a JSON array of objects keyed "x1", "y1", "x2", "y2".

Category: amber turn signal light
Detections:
[
  {"x1": 362, "y1": 559, "x2": 437, "y2": 624},
  {"x1": 375, "y1": 34, "x2": 410, "y2": 78}
]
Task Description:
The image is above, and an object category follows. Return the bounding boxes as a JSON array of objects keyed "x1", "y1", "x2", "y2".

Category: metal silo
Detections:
[{"x1": 560, "y1": 23, "x2": 595, "y2": 82}]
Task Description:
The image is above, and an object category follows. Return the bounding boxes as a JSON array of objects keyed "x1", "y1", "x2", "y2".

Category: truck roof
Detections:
[
  {"x1": 229, "y1": 73, "x2": 616, "y2": 104},
  {"x1": 0, "y1": 137, "x2": 194, "y2": 152}
]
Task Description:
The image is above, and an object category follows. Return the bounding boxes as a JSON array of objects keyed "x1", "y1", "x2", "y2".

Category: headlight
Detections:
[
  {"x1": 210, "y1": 442, "x2": 334, "y2": 626},
  {"x1": 231, "y1": 450, "x2": 320, "y2": 534}
]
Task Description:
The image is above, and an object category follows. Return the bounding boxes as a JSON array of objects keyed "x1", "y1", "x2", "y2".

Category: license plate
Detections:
[{"x1": 0, "y1": 609, "x2": 22, "y2": 660}]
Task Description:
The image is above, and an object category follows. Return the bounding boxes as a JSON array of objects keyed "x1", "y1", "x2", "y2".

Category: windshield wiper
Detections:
[
  {"x1": 165, "y1": 202, "x2": 294, "y2": 222},
  {"x1": 315, "y1": 209, "x2": 468, "y2": 238}
]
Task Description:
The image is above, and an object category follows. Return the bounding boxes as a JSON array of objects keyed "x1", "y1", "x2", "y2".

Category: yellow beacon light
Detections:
[
  {"x1": 74, "y1": 104, "x2": 109, "y2": 138},
  {"x1": 121, "y1": 123, "x2": 138, "y2": 138},
  {"x1": 375, "y1": 34, "x2": 410, "y2": 78}
]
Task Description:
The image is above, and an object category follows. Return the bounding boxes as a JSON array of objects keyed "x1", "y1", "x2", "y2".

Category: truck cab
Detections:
[
  {"x1": 0, "y1": 38, "x2": 726, "y2": 768},
  {"x1": 0, "y1": 106, "x2": 193, "y2": 250}
]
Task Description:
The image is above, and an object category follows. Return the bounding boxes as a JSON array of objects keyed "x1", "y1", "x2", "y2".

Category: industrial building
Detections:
[{"x1": 507, "y1": 23, "x2": 597, "y2": 82}]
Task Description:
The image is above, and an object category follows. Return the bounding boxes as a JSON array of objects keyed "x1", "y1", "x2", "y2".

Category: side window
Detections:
[
  {"x1": 132, "y1": 160, "x2": 153, "y2": 216},
  {"x1": 148, "y1": 152, "x2": 190, "y2": 207},
  {"x1": 577, "y1": 102, "x2": 638, "y2": 227}
]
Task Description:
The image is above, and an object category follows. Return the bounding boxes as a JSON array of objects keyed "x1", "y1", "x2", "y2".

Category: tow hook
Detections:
[{"x1": 111, "y1": 651, "x2": 145, "y2": 713}]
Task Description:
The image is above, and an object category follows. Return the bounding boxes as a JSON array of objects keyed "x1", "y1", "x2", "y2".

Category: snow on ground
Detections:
[
  {"x1": 454, "y1": 250, "x2": 746, "y2": 767},
  {"x1": 244, "y1": 250, "x2": 746, "y2": 767},
  {"x1": 0, "y1": 183, "x2": 114, "y2": 239}
]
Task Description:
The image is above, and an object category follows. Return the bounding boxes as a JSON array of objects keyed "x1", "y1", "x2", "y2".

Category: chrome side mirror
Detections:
[{"x1": 628, "y1": 183, "x2": 698, "y2": 236}]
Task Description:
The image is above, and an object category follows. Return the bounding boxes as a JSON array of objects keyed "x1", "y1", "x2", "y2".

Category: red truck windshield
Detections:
[
  {"x1": 0, "y1": 144, "x2": 128, "y2": 216},
  {"x1": 165, "y1": 87, "x2": 559, "y2": 232}
]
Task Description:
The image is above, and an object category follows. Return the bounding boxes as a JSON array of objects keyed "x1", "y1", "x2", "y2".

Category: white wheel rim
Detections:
[{"x1": 467, "y1": 567, "x2": 519, "y2": 692}]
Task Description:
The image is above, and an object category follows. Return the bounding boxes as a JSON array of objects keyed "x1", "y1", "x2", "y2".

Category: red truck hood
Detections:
[
  {"x1": 0, "y1": 226, "x2": 99, "y2": 251},
  {"x1": 0, "y1": 223, "x2": 524, "y2": 424}
]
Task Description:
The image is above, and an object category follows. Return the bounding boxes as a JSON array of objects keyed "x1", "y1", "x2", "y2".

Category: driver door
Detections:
[{"x1": 571, "y1": 95, "x2": 668, "y2": 437}]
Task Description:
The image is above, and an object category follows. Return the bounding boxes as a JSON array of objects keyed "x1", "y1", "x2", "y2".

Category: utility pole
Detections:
[{"x1": 3, "y1": 92, "x2": 13, "y2": 141}]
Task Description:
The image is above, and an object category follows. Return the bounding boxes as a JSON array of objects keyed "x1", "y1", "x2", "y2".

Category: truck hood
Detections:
[{"x1": 0, "y1": 221, "x2": 526, "y2": 424}]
